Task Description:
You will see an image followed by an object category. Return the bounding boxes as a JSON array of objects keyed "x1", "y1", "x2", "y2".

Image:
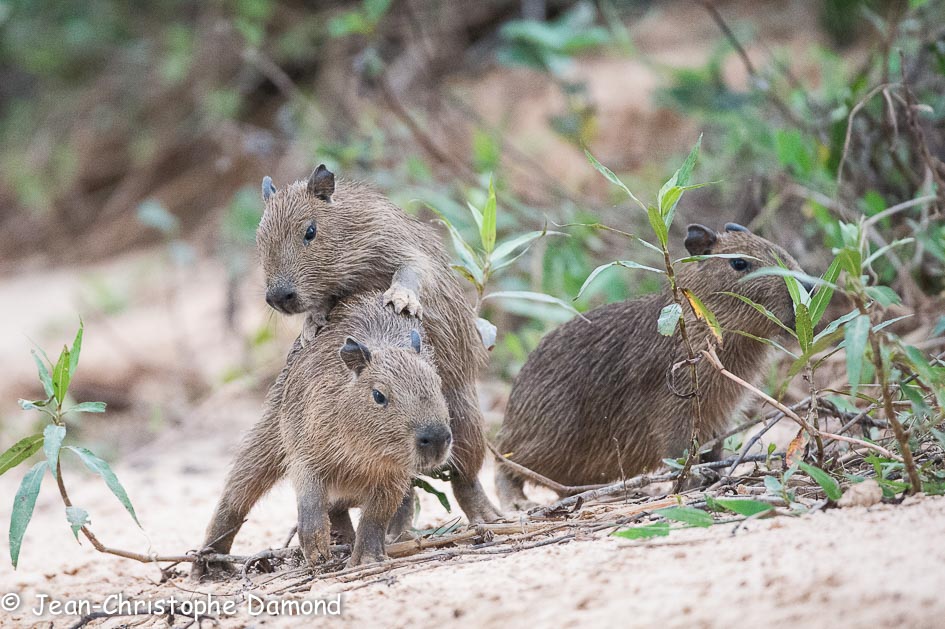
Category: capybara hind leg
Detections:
[
  {"x1": 386, "y1": 489, "x2": 415, "y2": 541},
  {"x1": 495, "y1": 465, "x2": 537, "y2": 512},
  {"x1": 192, "y1": 410, "x2": 286, "y2": 580},
  {"x1": 329, "y1": 506, "x2": 356, "y2": 545},
  {"x1": 443, "y1": 386, "x2": 502, "y2": 522}
]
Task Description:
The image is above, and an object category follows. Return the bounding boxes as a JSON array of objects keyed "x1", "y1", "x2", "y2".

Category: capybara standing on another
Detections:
[
  {"x1": 495, "y1": 223, "x2": 809, "y2": 509},
  {"x1": 255, "y1": 166, "x2": 500, "y2": 523},
  {"x1": 194, "y1": 294, "x2": 452, "y2": 573}
]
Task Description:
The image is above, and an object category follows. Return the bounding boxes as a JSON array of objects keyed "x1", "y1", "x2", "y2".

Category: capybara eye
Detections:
[
  {"x1": 303, "y1": 223, "x2": 316, "y2": 243},
  {"x1": 729, "y1": 258, "x2": 749, "y2": 272},
  {"x1": 372, "y1": 389, "x2": 387, "y2": 406}
]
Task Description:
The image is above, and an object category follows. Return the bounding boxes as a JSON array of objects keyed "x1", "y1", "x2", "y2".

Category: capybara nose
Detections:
[
  {"x1": 266, "y1": 285, "x2": 299, "y2": 313},
  {"x1": 416, "y1": 425, "x2": 452, "y2": 457}
]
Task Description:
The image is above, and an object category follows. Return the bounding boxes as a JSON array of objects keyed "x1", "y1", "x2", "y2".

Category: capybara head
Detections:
[
  {"x1": 678, "y1": 223, "x2": 809, "y2": 336},
  {"x1": 337, "y1": 329, "x2": 452, "y2": 474},
  {"x1": 256, "y1": 164, "x2": 360, "y2": 314}
]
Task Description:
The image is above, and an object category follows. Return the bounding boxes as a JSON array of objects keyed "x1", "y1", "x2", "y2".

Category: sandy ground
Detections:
[{"x1": 1, "y1": 251, "x2": 944, "y2": 629}]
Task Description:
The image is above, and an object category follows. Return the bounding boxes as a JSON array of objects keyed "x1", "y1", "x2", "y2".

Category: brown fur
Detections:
[
  {"x1": 193, "y1": 294, "x2": 452, "y2": 575},
  {"x1": 495, "y1": 224, "x2": 807, "y2": 509},
  {"x1": 255, "y1": 169, "x2": 500, "y2": 522}
]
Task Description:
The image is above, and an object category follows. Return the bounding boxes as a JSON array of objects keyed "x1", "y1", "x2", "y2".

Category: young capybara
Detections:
[
  {"x1": 193, "y1": 294, "x2": 452, "y2": 574},
  {"x1": 495, "y1": 223, "x2": 809, "y2": 509}
]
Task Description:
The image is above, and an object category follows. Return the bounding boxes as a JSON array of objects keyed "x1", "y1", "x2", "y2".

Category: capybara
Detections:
[
  {"x1": 194, "y1": 294, "x2": 452, "y2": 574},
  {"x1": 495, "y1": 223, "x2": 809, "y2": 509}
]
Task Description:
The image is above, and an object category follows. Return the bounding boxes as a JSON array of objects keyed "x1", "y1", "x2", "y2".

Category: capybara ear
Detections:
[
  {"x1": 339, "y1": 337, "x2": 371, "y2": 375},
  {"x1": 261, "y1": 176, "x2": 277, "y2": 201},
  {"x1": 724, "y1": 222, "x2": 749, "y2": 233},
  {"x1": 307, "y1": 164, "x2": 335, "y2": 202},
  {"x1": 684, "y1": 224, "x2": 718, "y2": 255},
  {"x1": 410, "y1": 330, "x2": 422, "y2": 354}
]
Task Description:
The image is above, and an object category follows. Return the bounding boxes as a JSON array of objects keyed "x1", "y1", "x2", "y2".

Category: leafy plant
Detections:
[
  {"x1": 426, "y1": 175, "x2": 576, "y2": 348},
  {"x1": 8, "y1": 321, "x2": 140, "y2": 568}
]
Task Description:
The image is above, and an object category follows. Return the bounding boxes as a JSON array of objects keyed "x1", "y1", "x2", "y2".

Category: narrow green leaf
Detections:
[
  {"x1": 863, "y1": 237, "x2": 914, "y2": 267},
  {"x1": 718, "y1": 291, "x2": 796, "y2": 338},
  {"x1": 480, "y1": 176, "x2": 497, "y2": 254},
  {"x1": 451, "y1": 264, "x2": 484, "y2": 289},
  {"x1": 491, "y1": 229, "x2": 563, "y2": 269},
  {"x1": 844, "y1": 314, "x2": 871, "y2": 395},
  {"x1": 708, "y1": 497, "x2": 774, "y2": 517},
  {"x1": 797, "y1": 462, "x2": 842, "y2": 501},
  {"x1": 814, "y1": 309, "x2": 859, "y2": 344},
  {"x1": 67, "y1": 402, "x2": 107, "y2": 414},
  {"x1": 646, "y1": 205, "x2": 669, "y2": 248},
  {"x1": 809, "y1": 257, "x2": 842, "y2": 326},
  {"x1": 424, "y1": 203, "x2": 484, "y2": 276},
  {"x1": 65, "y1": 506, "x2": 90, "y2": 541},
  {"x1": 0, "y1": 434, "x2": 45, "y2": 477},
  {"x1": 69, "y1": 320, "x2": 84, "y2": 379},
  {"x1": 658, "y1": 135, "x2": 703, "y2": 228},
  {"x1": 584, "y1": 148, "x2": 647, "y2": 211},
  {"x1": 576, "y1": 260, "x2": 664, "y2": 301},
  {"x1": 10, "y1": 460, "x2": 46, "y2": 568},
  {"x1": 764, "y1": 475, "x2": 782, "y2": 494},
  {"x1": 864, "y1": 286, "x2": 901, "y2": 307},
  {"x1": 676, "y1": 253, "x2": 763, "y2": 264},
  {"x1": 725, "y1": 328, "x2": 798, "y2": 359},
  {"x1": 675, "y1": 134, "x2": 702, "y2": 188},
  {"x1": 66, "y1": 446, "x2": 140, "y2": 526},
  {"x1": 483, "y1": 290, "x2": 585, "y2": 319},
  {"x1": 18, "y1": 399, "x2": 47, "y2": 412},
  {"x1": 412, "y1": 477, "x2": 451, "y2": 513},
  {"x1": 657, "y1": 506, "x2": 713, "y2": 527},
  {"x1": 612, "y1": 521, "x2": 670, "y2": 539},
  {"x1": 742, "y1": 267, "x2": 837, "y2": 291},
  {"x1": 465, "y1": 201, "x2": 483, "y2": 233},
  {"x1": 43, "y1": 425, "x2": 66, "y2": 480},
  {"x1": 658, "y1": 303, "x2": 682, "y2": 336},
  {"x1": 796, "y1": 302, "x2": 813, "y2": 352},
  {"x1": 52, "y1": 346, "x2": 71, "y2": 405},
  {"x1": 31, "y1": 351, "x2": 54, "y2": 399}
]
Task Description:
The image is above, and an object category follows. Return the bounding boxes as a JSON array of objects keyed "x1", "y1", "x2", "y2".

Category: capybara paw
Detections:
[
  {"x1": 190, "y1": 558, "x2": 237, "y2": 581},
  {"x1": 300, "y1": 311, "x2": 329, "y2": 347},
  {"x1": 346, "y1": 551, "x2": 386, "y2": 568},
  {"x1": 383, "y1": 284, "x2": 423, "y2": 318}
]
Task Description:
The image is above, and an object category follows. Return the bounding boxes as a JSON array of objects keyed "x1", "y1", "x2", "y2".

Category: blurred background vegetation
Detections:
[{"x1": 0, "y1": 0, "x2": 943, "y2": 451}]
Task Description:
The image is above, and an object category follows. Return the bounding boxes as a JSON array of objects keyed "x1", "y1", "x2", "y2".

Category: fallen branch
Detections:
[{"x1": 486, "y1": 441, "x2": 608, "y2": 495}]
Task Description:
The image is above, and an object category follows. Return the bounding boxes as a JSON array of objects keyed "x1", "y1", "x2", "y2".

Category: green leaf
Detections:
[
  {"x1": 18, "y1": 399, "x2": 48, "y2": 412},
  {"x1": 31, "y1": 350, "x2": 54, "y2": 399},
  {"x1": 424, "y1": 203, "x2": 484, "y2": 277},
  {"x1": 742, "y1": 267, "x2": 837, "y2": 291},
  {"x1": 465, "y1": 202, "x2": 483, "y2": 233},
  {"x1": 69, "y1": 320, "x2": 83, "y2": 379},
  {"x1": 412, "y1": 477, "x2": 451, "y2": 513},
  {"x1": 658, "y1": 303, "x2": 682, "y2": 336},
  {"x1": 491, "y1": 228, "x2": 562, "y2": 271},
  {"x1": 707, "y1": 497, "x2": 774, "y2": 517},
  {"x1": 764, "y1": 475, "x2": 782, "y2": 494},
  {"x1": 52, "y1": 346, "x2": 71, "y2": 405},
  {"x1": 65, "y1": 446, "x2": 140, "y2": 526},
  {"x1": 612, "y1": 521, "x2": 670, "y2": 539},
  {"x1": 657, "y1": 506, "x2": 713, "y2": 527},
  {"x1": 480, "y1": 176, "x2": 497, "y2": 254},
  {"x1": 67, "y1": 402, "x2": 107, "y2": 414},
  {"x1": 65, "y1": 507, "x2": 90, "y2": 541},
  {"x1": 676, "y1": 253, "x2": 763, "y2": 264},
  {"x1": 674, "y1": 134, "x2": 702, "y2": 188},
  {"x1": 718, "y1": 292, "x2": 796, "y2": 338},
  {"x1": 584, "y1": 148, "x2": 647, "y2": 211},
  {"x1": 483, "y1": 291, "x2": 585, "y2": 319},
  {"x1": 575, "y1": 260, "x2": 664, "y2": 300},
  {"x1": 809, "y1": 257, "x2": 842, "y2": 327},
  {"x1": 864, "y1": 286, "x2": 901, "y2": 307},
  {"x1": 10, "y1": 460, "x2": 46, "y2": 568},
  {"x1": 844, "y1": 314, "x2": 871, "y2": 395},
  {"x1": 863, "y1": 238, "x2": 914, "y2": 268},
  {"x1": 646, "y1": 205, "x2": 669, "y2": 249},
  {"x1": 725, "y1": 329, "x2": 798, "y2": 359},
  {"x1": 43, "y1": 425, "x2": 66, "y2": 480},
  {"x1": 796, "y1": 302, "x2": 813, "y2": 352},
  {"x1": 797, "y1": 462, "x2": 842, "y2": 501},
  {"x1": 0, "y1": 434, "x2": 45, "y2": 477}
]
